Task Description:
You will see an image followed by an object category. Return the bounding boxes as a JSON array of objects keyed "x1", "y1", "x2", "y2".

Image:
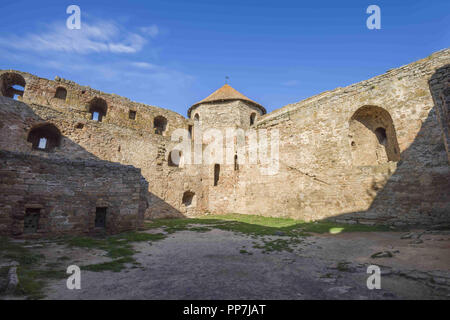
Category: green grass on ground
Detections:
[
  {"x1": 143, "y1": 213, "x2": 390, "y2": 253},
  {"x1": 0, "y1": 214, "x2": 390, "y2": 298},
  {"x1": 0, "y1": 237, "x2": 66, "y2": 299},
  {"x1": 144, "y1": 213, "x2": 390, "y2": 237},
  {"x1": 63, "y1": 231, "x2": 166, "y2": 273}
]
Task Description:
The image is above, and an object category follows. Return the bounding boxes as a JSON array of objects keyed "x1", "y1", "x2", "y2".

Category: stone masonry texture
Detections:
[{"x1": 0, "y1": 48, "x2": 449, "y2": 237}]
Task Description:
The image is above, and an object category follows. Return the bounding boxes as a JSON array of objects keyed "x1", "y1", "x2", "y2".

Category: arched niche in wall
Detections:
[
  {"x1": 54, "y1": 87, "x2": 67, "y2": 101},
  {"x1": 0, "y1": 72, "x2": 26, "y2": 100},
  {"x1": 182, "y1": 191, "x2": 196, "y2": 207},
  {"x1": 250, "y1": 112, "x2": 256, "y2": 126},
  {"x1": 88, "y1": 97, "x2": 108, "y2": 122},
  {"x1": 27, "y1": 123, "x2": 62, "y2": 151},
  {"x1": 154, "y1": 116, "x2": 167, "y2": 135},
  {"x1": 194, "y1": 113, "x2": 200, "y2": 123},
  {"x1": 349, "y1": 105, "x2": 400, "y2": 166},
  {"x1": 168, "y1": 149, "x2": 183, "y2": 167}
]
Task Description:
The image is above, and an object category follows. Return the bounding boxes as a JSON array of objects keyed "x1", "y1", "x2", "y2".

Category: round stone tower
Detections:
[{"x1": 187, "y1": 84, "x2": 265, "y2": 130}]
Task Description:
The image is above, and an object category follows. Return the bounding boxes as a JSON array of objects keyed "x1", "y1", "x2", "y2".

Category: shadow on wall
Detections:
[
  {"x1": 328, "y1": 64, "x2": 450, "y2": 226},
  {"x1": 0, "y1": 97, "x2": 184, "y2": 238}
]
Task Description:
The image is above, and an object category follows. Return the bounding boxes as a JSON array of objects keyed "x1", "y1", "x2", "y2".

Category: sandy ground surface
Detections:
[{"x1": 35, "y1": 228, "x2": 450, "y2": 300}]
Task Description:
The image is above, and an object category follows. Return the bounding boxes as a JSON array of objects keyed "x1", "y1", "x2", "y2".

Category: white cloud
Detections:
[
  {"x1": 130, "y1": 62, "x2": 158, "y2": 69},
  {"x1": 0, "y1": 18, "x2": 192, "y2": 110},
  {"x1": 140, "y1": 25, "x2": 159, "y2": 38},
  {"x1": 0, "y1": 20, "x2": 149, "y2": 54}
]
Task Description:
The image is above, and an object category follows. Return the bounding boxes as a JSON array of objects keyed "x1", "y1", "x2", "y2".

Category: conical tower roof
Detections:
[{"x1": 188, "y1": 84, "x2": 265, "y2": 117}]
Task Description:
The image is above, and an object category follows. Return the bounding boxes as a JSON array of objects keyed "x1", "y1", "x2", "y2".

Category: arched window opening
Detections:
[
  {"x1": 27, "y1": 123, "x2": 61, "y2": 151},
  {"x1": 168, "y1": 150, "x2": 182, "y2": 167},
  {"x1": 250, "y1": 113, "x2": 256, "y2": 126},
  {"x1": 0, "y1": 72, "x2": 26, "y2": 100},
  {"x1": 234, "y1": 154, "x2": 239, "y2": 171},
  {"x1": 54, "y1": 87, "x2": 67, "y2": 100},
  {"x1": 374, "y1": 127, "x2": 387, "y2": 145},
  {"x1": 154, "y1": 116, "x2": 167, "y2": 135},
  {"x1": 88, "y1": 97, "x2": 107, "y2": 122},
  {"x1": 214, "y1": 164, "x2": 220, "y2": 186},
  {"x1": 349, "y1": 105, "x2": 400, "y2": 166},
  {"x1": 182, "y1": 191, "x2": 196, "y2": 207}
]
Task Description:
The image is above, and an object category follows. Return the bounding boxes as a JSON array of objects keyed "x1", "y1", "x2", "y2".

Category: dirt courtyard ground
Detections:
[{"x1": 1, "y1": 215, "x2": 449, "y2": 300}]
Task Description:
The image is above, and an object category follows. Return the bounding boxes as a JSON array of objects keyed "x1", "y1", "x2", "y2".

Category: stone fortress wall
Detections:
[{"x1": 0, "y1": 48, "x2": 449, "y2": 237}]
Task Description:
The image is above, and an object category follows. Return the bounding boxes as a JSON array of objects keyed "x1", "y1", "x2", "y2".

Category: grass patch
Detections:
[
  {"x1": 144, "y1": 218, "x2": 221, "y2": 234},
  {"x1": 143, "y1": 214, "x2": 390, "y2": 238},
  {"x1": 81, "y1": 256, "x2": 135, "y2": 273},
  {"x1": 0, "y1": 237, "x2": 66, "y2": 299},
  {"x1": 63, "y1": 231, "x2": 166, "y2": 273},
  {"x1": 14, "y1": 267, "x2": 67, "y2": 300},
  {"x1": 0, "y1": 237, "x2": 44, "y2": 266}
]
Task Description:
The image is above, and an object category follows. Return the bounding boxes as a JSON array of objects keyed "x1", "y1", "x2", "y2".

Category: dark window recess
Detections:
[
  {"x1": 129, "y1": 110, "x2": 136, "y2": 120},
  {"x1": 214, "y1": 164, "x2": 220, "y2": 186},
  {"x1": 27, "y1": 123, "x2": 61, "y2": 151},
  {"x1": 188, "y1": 125, "x2": 193, "y2": 138},
  {"x1": 182, "y1": 191, "x2": 195, "y2": 206},
  {"x1": 24, "y1": 208, "x2": 40, "y2": 234},
  {"x1": 234, "y1": 154, "x2": 239, "y2": 171},
  {"x1": 95, "y1": 207, "x2": 107, "y2": 228},
  {"x1": 250, "y1": 113, "x2": 256, "y2": 125},
  {"x1": 88, "y1": 97, "x2": 107, "y2": 122},
  {"x1": 153, "y1": 116, "x2": 167, "y2": 135},
  {"x1": 55, "y1": 87, "x2": 67, "y2": 100},
  {"x1": 0, "y1": 72, "x2": 26, "y2": 99},
  {"x1": 375, "y1": 127, "x2": 387, "y2": 145}
]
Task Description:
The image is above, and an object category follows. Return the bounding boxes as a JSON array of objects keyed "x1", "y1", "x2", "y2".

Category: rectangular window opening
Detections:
[
  {"x1": 24, "y1": 208, "x2": 40, "y2": 234},
  {"x1": 95, "y1": 207, "x2": 107, "y2": 228}
]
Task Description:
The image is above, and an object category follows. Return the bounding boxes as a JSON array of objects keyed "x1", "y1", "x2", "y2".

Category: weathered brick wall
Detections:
[
  {"x1": 0, "y1": 91, "x2": 203, "y2": 220},
  {"x1": 0, "y1": 150, "x2": 145, "y2": 237}
]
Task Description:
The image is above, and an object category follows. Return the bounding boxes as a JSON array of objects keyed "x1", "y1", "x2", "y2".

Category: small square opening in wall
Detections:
[
  {"x1": 24, "y1": 208, "x2": 40, "y2": 234},
  {"x1": 129, "y1": 110, "x2": 137, "y2": 120},
  {"x1": 95, "y1": 207, "x2": 107, "y2": 228}
]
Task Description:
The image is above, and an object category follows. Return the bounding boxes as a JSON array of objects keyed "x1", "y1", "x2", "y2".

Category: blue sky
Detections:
[{"x1": 0, "y1": 0, "x2": 448, "y2": 116}]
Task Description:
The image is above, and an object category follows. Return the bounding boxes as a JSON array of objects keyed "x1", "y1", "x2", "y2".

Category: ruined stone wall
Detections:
[
  {"x1": 0, "y1": 74, "x2": 204, "y2": 219},
  {"x1": 0, "y1": 150, "x2": 145, "y2": 237},
  {"x1": 210, "y1": 49, "x2": 450, "y2": 226},
  {"x1": 1, "y1": 49, "x2": 449, "y2": 229}
]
